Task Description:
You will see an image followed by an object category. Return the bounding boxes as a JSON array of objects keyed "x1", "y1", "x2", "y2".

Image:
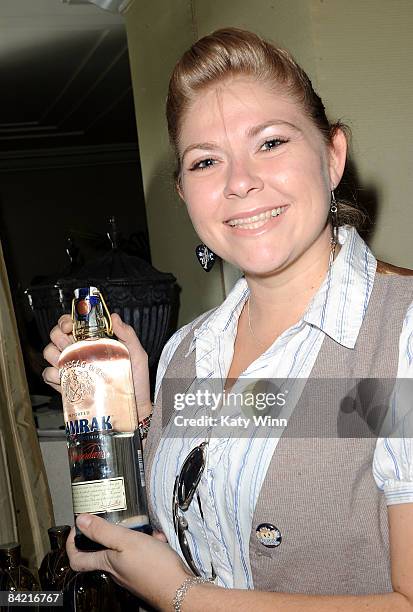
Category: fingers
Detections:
[
  {"x1": 43, "y1": 343, "x2": 61, "y2": 368},
  {"x1": 58, "y1": 314, "x2": 74, "y2": 335},
  {"x1": 42, "y1": 342, "x2": 60, "y2": 392},
  {"x1": 111, "y1": 314, "x2": 151, "y2": 414},
  {"x1": 111, "y1": 314, "x2": 146, "y2": 358},
  {"x1": 66, "y1": 525, "x2": 107, "y2": 574},
  {"x1": 75, "y1": 514, "x2": 131, "y2": 552},
  {"x1": 49, "y1": 321, "x2": 73, "y2": 352},
  {"x1": 42, "y1": 343, "x2": 61, "y2": 390},
  {"x1": 41, "y1": 367, "x2": 61, "y2": 392},
  {"x1": 42, "y1": 315, "x2": 73, "y2": 393}
]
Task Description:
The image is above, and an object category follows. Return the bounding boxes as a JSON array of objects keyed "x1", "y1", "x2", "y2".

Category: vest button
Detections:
[{"x1": 256, "y1": 523, "x2": 282, "y2": 548}]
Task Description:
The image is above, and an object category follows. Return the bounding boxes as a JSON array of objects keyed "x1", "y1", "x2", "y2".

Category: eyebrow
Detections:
[
  {"x1": 181, "y1": 120, "x2": 301, "y2": 162},
  {"x1": 181, "y1": 142, "x2": 221, "y2": 162},
  {"x1": 247, "y1": 119, "x2": 301, "y2": 138}
]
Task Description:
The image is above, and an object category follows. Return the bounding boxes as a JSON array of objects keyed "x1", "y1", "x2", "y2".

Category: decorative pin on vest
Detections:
[{"x1": 256, "y1": 523, "x2": 282, "y2": 548}]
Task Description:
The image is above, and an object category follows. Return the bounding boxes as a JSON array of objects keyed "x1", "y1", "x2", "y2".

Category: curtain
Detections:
[{"x1": 0, "y1": 240, "x2": 54, "y2": 569}]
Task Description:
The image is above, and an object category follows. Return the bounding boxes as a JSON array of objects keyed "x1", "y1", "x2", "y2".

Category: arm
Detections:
[{"x1": 67, "y1": 503, "x2": 413, "y2": 612}]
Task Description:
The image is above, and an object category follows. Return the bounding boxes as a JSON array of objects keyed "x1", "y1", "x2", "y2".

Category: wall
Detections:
[
  {"x1": 125, "y1": 0, "x2": 227, "y2": 327},
  {"x1": 125, "y1": 0, "x2": 413, "y2": 327},
  {"x1": 308, "y1": 0, "x2": 413, "y2": 264}
]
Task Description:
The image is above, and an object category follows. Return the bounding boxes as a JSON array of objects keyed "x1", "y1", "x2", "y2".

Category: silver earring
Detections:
[
  {"x1": 330, "y1": 190, "x2": 339, "y2": 244},
  {"x1": 330, "y1": 190, "x2": 339, "y2": 264},
  {"x1": 195, "y1": 244, "x2": 216, "y2": 272}
]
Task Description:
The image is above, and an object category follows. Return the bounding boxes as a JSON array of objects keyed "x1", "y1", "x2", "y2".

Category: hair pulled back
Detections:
[{"x1": 166, "y1": 27, "x2": 364, "y2": 228}]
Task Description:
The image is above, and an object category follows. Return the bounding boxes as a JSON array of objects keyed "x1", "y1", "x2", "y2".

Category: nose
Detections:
[{"x1": 223, "y1": 158, "x2": 264, "y2": 199}]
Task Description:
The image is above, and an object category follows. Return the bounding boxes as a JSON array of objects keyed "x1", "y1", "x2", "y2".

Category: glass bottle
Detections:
[
  {"x1": 38, "y1": 525, "x2": 74, "y2": 591},
  {"x1": 58, "y1": 287, "x2": 151, "y2": 551},
  {"x1": 62, "y1": 570, "x2": 122, "y2": 612},
  {"x1": 0, "y1": 543, "x2": 40, "y2": 611}
]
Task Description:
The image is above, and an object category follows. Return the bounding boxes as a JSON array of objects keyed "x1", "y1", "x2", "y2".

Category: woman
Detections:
[{"x1": 43, "y1": 29, "x2": 413, "y2": 611}]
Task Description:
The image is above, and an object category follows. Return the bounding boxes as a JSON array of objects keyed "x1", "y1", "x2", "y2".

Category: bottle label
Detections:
[
  {"x1": 68, "y1": 433, "x2": 108, "y2": 464},
  {"x1": 65, "y1": 415, "x2": 113, "y2": 436},
  {"x1": 72, "y1": 477, "x2": 127, "y2": 514},
  {"x1": 59, "y1": 339, "x2": 139, "y2": 434},
  {"x1": 61, "y1": 361, "x2": 98, "y2": 404}
]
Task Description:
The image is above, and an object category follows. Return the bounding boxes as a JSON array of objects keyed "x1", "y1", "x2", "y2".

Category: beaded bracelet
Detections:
[
  {"x1": 138, "y1": 412, "x2": 152, "y2": 439},
  {"x1": 172, "y1": 576, "x2": 211, "y2": 611}
]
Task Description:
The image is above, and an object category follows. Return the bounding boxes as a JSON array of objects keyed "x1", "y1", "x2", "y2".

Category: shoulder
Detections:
[
  {"x1": 376, "y1": 260, "x2": 413, "y2": 276},
  {"x1": 383, "y1": 258, "x2": 413, "y2": 372},
  {"x1": 375, "y1": 260, "x2": 413, "y2": 317},
  {"x1": 373, "y1": 263, "x2": 413, "y2": 504},
  {"x1": 154, "y1": 307, "x2": 216, "y2": 398}
]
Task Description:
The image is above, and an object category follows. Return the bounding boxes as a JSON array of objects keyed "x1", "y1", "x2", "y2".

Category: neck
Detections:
[{"x1": 245, "y1": 227, "x2": 337, "y2": 332}]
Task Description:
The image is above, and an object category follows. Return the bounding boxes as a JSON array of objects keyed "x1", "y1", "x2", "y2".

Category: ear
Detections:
[
  {"x1": 175, "y1": 178, "x2": 185, "y2": 202},
  {"x1": 328, "y1": 128, "x2": 347, "y2": 189}
]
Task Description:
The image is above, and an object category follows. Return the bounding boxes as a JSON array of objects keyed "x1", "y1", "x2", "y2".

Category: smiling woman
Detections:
[
  {"x1": 176, "y1": 78, "x2": 347, "y2": 279},
  {"x1": 43, "y1": 27, "x2": 413, "y2": 612}
]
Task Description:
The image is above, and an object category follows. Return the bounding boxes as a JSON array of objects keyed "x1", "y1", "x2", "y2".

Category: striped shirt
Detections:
[{"x1": 150, "y1": 225, "x2": 413, "y2": 588}]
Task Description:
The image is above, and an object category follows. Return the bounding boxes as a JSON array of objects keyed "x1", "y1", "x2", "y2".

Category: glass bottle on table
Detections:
[
  {"x1": 38, "y1": 525, "x2": 74, "y2": 591},
  {"x1": 62, "y1": 570, "x2": 122, "y2": 612},
  {"x1": 58, "y1": 287, "x2": 151, "y2": 552},
  {"x1": 0, "y1": 542, "x2": 40, "y2": 611}
]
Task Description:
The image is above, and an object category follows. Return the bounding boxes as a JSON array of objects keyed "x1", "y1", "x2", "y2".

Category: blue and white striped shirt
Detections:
[{"x1": 150, "y1": 226, "x2": 413, "y2": 588}]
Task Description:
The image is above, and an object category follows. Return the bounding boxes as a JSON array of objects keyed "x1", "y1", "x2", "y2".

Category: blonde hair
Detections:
[{"x1": 166, "y1": 27, "x2": 365, "y2": 228}]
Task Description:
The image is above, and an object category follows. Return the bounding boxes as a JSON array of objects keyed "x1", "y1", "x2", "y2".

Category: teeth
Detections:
[{"x1": 227, "y1": 206, "x2": 286, "y2": 227}]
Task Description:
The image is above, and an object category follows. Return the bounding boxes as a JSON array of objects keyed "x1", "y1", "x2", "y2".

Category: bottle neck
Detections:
[
  {"x1": 49, "y1": 527, "x2": 71, "y2": 551},
  {"x1": 73, "y1": 324, "x2": 107, "y2": 341}
]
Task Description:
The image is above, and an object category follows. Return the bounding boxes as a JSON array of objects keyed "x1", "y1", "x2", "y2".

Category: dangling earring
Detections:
[
  {"x1": 330, "y1": 190, "x2": 339, "y2": 264},
  {"x1": 195, "y1": 243, "x2": 216, "y2": 272}
]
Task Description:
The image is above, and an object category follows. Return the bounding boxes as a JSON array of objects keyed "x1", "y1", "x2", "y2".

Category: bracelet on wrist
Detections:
[
  {"x1": 138, "y1": 412, "x2": 152, "y2": 440},
  {"x1": 172, "y1": 576, "x2": 212, "y2": 612}
]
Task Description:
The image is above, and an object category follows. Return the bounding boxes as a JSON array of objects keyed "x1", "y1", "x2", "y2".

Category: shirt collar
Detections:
[
  {"x1": 189, "y1": 226, "x2": 376, "y2": 353},
  {"x1": 303, "y1": 226, "x2": 377, "y2": 348}
]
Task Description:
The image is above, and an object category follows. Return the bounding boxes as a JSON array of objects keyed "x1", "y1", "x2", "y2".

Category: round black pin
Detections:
[{"x1": 255, "y1": 523, "x2": 282, "y2": 548}]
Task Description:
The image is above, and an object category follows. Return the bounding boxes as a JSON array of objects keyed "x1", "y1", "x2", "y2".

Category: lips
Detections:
[{"x1": 225, "y1": 206, "x2": 288, "y2": 228}]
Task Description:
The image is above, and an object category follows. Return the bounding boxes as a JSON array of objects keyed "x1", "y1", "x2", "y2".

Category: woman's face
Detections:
[{"x1": 178, "y1": 77, "x2": 346, "y2": 277}]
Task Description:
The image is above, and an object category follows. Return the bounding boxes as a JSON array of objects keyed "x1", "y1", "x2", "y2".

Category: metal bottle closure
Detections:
[{"x1": 71, "y1": 287, "x2": 113, "y2": 341}]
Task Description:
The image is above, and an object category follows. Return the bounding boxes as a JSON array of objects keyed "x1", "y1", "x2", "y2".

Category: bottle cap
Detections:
[
  {"x1": 71, "y1": 287, "x2": 113, "y2": 340},
  {"x1": 73, "y1": 287, "x2": 101, "y2": 322}
]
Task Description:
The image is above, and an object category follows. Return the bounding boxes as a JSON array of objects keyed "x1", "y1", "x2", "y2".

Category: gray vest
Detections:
[{"x1": 144, "y1": 272, "x2": 413, "y2": 594}]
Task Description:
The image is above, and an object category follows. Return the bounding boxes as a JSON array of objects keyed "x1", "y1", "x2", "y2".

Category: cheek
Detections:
[
  {"x1": 182, "y1": 192, "x2": 213, "y2": 241},
  {"x1": 182, "y1": 180, "x2": 222, "y2": 220},
  {"x1": 280, "y1": 153, "x2": 329, "y2": 197}
]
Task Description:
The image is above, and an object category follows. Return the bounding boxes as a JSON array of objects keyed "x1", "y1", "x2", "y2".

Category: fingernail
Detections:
[{"x1": 76, "y1": 514, "x2": 92, "y2": 529}]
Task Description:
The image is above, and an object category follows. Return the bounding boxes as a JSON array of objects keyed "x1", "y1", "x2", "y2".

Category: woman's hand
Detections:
[
  {"x1": 67, "y1": 514, "x2": 191, "y2": 610},
  {"x1": 42, "y1": 313, "x2": 152, "y2": 419}
]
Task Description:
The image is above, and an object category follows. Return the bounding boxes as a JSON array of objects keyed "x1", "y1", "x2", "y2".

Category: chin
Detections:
[{"x1": 237, "y1": 257, "x2": 291, "y2": 278}]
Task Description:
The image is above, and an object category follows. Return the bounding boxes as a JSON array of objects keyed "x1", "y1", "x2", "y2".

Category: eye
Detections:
[
  {"x1": 260, "y1": 138, "x2": 288, "y2": 151},
  {"x1": 189, "y1": 158, "x2": 217, "y2": 171}
]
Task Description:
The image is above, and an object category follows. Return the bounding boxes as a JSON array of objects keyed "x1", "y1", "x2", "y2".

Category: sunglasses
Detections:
[{"x1": 172, "y1": 442, "x2": 216, "y2": 579}]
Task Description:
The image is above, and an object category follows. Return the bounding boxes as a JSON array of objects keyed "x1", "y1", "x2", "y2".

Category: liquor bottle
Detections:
[
  {"x1": 0, "y1": 542, "x2": 40, "y2": 611},
  {"x1": 62, "y1": 570, "x2": 122, "y2": 612},
  {"x1": 38, "y1": 525, "x2": 74, "y2": 591},
  {"x1": 58, "y1": 287, "x2": 152, "y2": 551}
]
